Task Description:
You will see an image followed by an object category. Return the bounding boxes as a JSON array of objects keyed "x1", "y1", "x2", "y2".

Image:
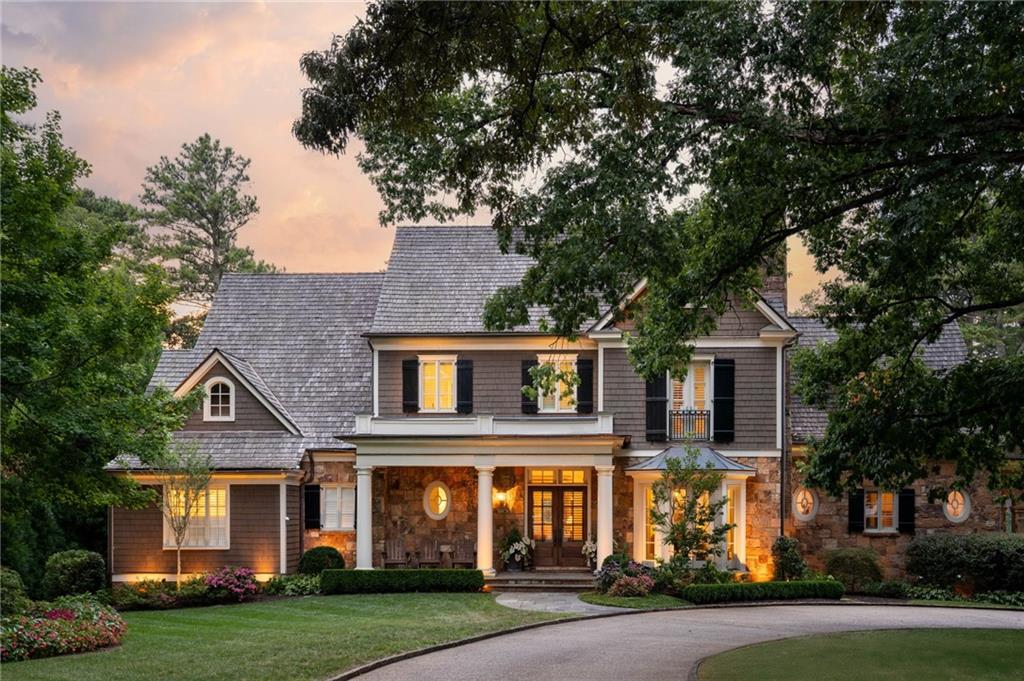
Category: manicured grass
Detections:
[
  {"x1": 698, "y1": 628, "x2": 1024, "y2": 681},
  {"x1": 908, "y1": 599, "x2": 1024, "y2": 611},
  {"x1": 579, "y1": 591, "x2": 690, "y2": 609},
  {"x1": 2, "y1": 593, "x2": 563, "y2": 681}
]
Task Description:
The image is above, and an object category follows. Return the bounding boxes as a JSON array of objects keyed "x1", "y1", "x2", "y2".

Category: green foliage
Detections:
[
  {"x1": 298, "y1": 546, "x2": 345, "y2": 575},
  {"x1": 861, "y1": 580, "x2": 909, "y2": 599},
  {"x1": 294, "y1": 2, "x2": 1024, "y2": 498},
  {"x1": 607, "y1": 574, "x2": 655, "y2": 597},
  {"x1": 650, "y1": 446, "x2": 731, "y2": 561},
  {"x1": 906, "y1": 533, "x2": 1024, "y2": 592},
  {"x1": 771, "y1": 537, "x2": 808, "y2": 581},
  {"x1": 825, "y1": 548, "x2": 884, "y2": 593},
  {"x1": 41, "y1": 550, "x2": 106, "y2": 599},
  {"x1": 680, "y1": 580, "x2": 844, "y2": 605},
  {"x1": 141, "y1": 133, "x2": 276, "y2": 309},
  {"x1": 320, "y1": 569, "x2": 484, "y2": 594},
  {"x1": 1, "y1": 66, "x2": 198, "y2": 587},
  {"x1": 264, "y1": 574, "x2": 322, "y2": 597},
  {"x1": 1, "y1": 567, "x2": 31, "y2": 615}
]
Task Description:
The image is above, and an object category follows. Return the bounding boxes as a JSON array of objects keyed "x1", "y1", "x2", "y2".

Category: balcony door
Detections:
[
  {"x1": 527, "y1": 469, "x2": 588, "y2": 568},
  {"x1": 670, "y1": 361, "x2": 711, "y2": 440}
]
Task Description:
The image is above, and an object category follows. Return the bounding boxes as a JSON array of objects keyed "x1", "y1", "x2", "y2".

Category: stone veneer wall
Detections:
[
  {"x1": 786, "y1": 459, "x2": 1005, "y2": 578},
  {"x1": 302, "y1": 460, "x2": 357, "y2": 565}
]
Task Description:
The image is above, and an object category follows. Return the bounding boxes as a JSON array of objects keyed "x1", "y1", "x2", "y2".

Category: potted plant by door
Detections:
[
  {"x1": 582, "y1": 538, "x2": 598, "y2": 570},
  {"x1": 499, "y1": 528, "x2": 535, "y2": 572}
]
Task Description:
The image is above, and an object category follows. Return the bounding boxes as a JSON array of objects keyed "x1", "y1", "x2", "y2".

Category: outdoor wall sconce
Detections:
[{"x1": 493, "y1": 486, "x2": 516, "y2": 511}]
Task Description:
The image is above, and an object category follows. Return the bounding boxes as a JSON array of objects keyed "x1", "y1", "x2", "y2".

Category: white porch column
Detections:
[
  {"x1": 475, "y1": 466, "x2": 496, "y2": 577},
  {"x1": 596, "y1": 465, "x2": 615, "y2": 568},
  {"x1": 355, "y1": 465, "x2": 374, "y2": 570}
]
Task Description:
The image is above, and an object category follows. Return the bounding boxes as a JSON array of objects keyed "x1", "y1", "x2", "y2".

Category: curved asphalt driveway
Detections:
[{"x1": 355, "y1": 605, "x2": 1024, "y2": 681}]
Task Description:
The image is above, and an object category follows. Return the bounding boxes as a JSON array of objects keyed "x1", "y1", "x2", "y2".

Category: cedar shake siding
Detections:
[
  {"x1": 110, "y1": 484, "x2": 282, "y2": 577},
  {"x1": 378, "y1": 349, "x2": 598, "y2": 417},
  {"x1": 182, "y1": 362, "x2": 286, "y2": 432},
  {"x1": 614, "y1": 296, "x2": 769, "y2": 338},
  {"x1": 603, "y1": 347, "x2": 777, "y2": 449}
]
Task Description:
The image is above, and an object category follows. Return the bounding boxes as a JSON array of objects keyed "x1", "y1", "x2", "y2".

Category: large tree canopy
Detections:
[
  {"x1": 1, "y1": 67, "x2": 197, "y2": 583},
  {"x1": 294, "y1": 1, "x2": 1023, "y2": 497}
]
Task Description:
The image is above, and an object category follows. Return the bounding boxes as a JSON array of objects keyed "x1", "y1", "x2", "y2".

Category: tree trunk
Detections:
[{"x1": 176, "y1": 545, "x2": 182, "y2": 591}]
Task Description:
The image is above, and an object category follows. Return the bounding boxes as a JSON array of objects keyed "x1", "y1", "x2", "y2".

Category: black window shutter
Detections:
[
  {"x1": 402, "y1": 358, "x2": 419, "y2": 413},
  {"x1": 898, "y1": 488, "x2": 916, "y2": 534},
  {"x1": 576, "y1": 358, "x2": 594, "y2": 414},
  {"x1": 645, "y1": 374, "x2": 668, "y2": 442},
  {"x1": 713, "y1": 359, "x2": 735, "y2": 443},
  {"x1": 304, "y1": 484, "x2": 321, "y2": 529},
  {"x1": 848, "y1": 489, "x2": 865, "y2": 533},
  {"x1": 521, "y1": 360, "x2": 539, "y2": 414},
  {"x1": 456, "y1": 359, "x2": 474, "y2": 414}
]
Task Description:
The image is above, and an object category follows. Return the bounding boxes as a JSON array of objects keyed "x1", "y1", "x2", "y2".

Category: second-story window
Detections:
[
  {"x1": 670, "y1": 362, "x2": 710, "y2": 439},
  {"x1": 537, "y1": 354, "x2": 576, "y2": 413},
  {"x1": 419, "y1": 355, "x2": 456, "y2": 412},
  {"x1": 203, "y1": 378, "x2": 235, "y2": 422}
]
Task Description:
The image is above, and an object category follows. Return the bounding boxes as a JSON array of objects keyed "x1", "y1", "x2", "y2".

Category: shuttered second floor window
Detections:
[
  {"x1": 537, "y1": 354, "x2": 577, "y2": 413},
  {"x1": 419, "y1": 355, "x2": 456, "y2": 412},
  {"x1": 670, "y1": 361, "x2": 710, "y2": 439}
]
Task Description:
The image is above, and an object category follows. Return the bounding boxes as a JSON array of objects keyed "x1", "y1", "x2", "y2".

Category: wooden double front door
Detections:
[{"x1": 529, "y1": 486, "x2": 588, "y2": 568}]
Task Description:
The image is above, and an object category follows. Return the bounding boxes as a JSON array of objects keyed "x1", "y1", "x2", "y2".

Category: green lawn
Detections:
[
  {"x1": 699, "y1": 628, "x2": 1024, "y2": 681},
  {"x1": 2, "y1": 594, "x2": 564, "y2": 681},
  {"x1": 907, "y1": 599, "x2": 1024, "y2": 611},
  {"x1": 579, "y1": 591, "x2": 690, "y2": 609}
]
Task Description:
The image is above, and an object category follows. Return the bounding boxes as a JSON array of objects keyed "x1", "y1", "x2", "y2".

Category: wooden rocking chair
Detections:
[
  {"x1": 417, "y1": 538, "x2": 442, "y2": 568},
  {"x1": 381, "y1": 537, "x2": 409, "y2": 568},
  {"x1": 451, "y1": 538, "x2": 476, "y2": 568}
]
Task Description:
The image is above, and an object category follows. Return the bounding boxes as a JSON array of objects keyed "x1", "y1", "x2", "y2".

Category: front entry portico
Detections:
[{"x1": 345, "y1": 432, "x2": 622, "y2": 575}]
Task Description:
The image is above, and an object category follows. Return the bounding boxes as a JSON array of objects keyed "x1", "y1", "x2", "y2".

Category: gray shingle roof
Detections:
[
  {"x1": 218, "y1": 350, "x2": 299, "y2": 433},
  {"x1": 109, "y1": 432, "x2": 344, "y2": 471},
  {"x1": 134, "y1": 272, "x2": 383, "y2": 470},
  {"x1": 788, "y1": 317, "x2": 967, "y2": 442},
  {"x1": 370, "y1": 225, "x2": 553, "y2": 334},
  {"x1": 626, "y1": 445, "x2": 756, "y2": 473}
]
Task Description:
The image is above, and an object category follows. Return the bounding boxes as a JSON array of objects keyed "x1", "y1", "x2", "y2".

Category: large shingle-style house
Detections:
[{"x1": 107, "y1": 225, "x2": 1013, "y2": 583}]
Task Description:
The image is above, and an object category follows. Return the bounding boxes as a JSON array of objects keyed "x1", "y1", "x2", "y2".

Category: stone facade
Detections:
[
  {"x1": 302, "y1": 460, "x2": 357, "y2": 564},
  {"x1": 787, "y1": 458, "x2": 1006, "y2": 578},
  {"x1": 733, "y1": 456, "x2": 781, "y2": 580}
]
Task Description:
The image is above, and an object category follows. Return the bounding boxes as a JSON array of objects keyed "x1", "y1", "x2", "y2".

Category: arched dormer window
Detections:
[{"x1": 204, "y1": 377, "x2": 235, "y2": 422}]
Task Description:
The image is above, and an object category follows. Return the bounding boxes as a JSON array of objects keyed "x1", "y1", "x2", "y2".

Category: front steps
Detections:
[{"x1": 486, "y1": 569, "x2": 596, "y2": 593}]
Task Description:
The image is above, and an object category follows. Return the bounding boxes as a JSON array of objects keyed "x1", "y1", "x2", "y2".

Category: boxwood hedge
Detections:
[
  {"x1": 320, "y1": 569, "x2": 484, "y2": 594},
  {"x1": 680, "y1": 580, "x2": 844, "y2": 604}
]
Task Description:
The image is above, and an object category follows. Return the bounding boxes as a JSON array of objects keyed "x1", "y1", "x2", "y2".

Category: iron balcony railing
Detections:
[{"x1": 670, "y1": 409, "x2": 711, "y2": 441}]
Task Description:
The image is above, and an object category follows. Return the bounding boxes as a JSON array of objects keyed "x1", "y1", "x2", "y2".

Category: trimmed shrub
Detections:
[
  {"x1": 608, "y1": 574, "x2": 654, "y2": 597},
  {"x1": 320, "y1": 569, "x2": 484, "y2": 594},
  {"x1": 41, "y1": 550, "x2": 106, "y2": 599},
  {"x1": 861, "y1": 580, "x2": 909, "y2": 598},
  {"x1": 680, "y1": 580, "x2": 844, "y2": 605},
  {"x1": 596, "y1": 557, "x2": 653, "y2": 593},
  {"x1": 906, "y1": 534, "x2": 1024, "y2": 593},
  {"x1": 298, "y1": 546, "x2": 345, "y2": 575},
  {"x1": 825, "y1": 548, "x2": 883, "y2": 593},
  {"x1": 771, "y1": 536, "x2": 807, "y2": 581},
  {"x1": 1, "y1": 567, "x2": 30, "y2": 616},
  {"x1": 1, "y1": 595, "x2": 126, "y2": 662},
  {"x1": 264, "y1": 574, "x2": 321, "y2": 596}
]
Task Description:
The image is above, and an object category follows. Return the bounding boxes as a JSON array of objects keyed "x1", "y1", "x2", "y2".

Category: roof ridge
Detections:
[{"x1": 220, "y1": 271, "x2": 384, "y2": 277}]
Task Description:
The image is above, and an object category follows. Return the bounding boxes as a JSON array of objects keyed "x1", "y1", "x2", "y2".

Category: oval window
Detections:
[
  {"x1": 792, "y1": 487, "x2": 818, "y2": 522},
  {"x1": 943, "y1": 490, "x2": 970, "y2": 523},
  {"x1": 424, "y1": 481, "x2": 451, "y2": 520}
]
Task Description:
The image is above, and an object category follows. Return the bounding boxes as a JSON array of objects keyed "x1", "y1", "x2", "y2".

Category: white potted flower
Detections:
[
  {"x1": 499, "y1": 528, "x2": 535, "y2": 571},
  {"x1": 582, "y1": 538, "x2": 598, "y2": 569}
]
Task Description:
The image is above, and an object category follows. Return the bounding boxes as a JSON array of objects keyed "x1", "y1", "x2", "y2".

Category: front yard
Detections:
[
  {"x1": 698, "y1": 628, "x2": 1024, "y2": 681},
  {"x1": 1, "y1": 593, "x2": 562, "y2": 681}
]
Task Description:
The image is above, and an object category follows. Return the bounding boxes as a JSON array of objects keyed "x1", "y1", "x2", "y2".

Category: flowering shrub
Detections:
[
  {"x1": 204, "y1": 566, "x2": 259, "y2": 602},
  {"x1": 1, "y1": 596, "x2": 126, "y2": 662},
  {"x1": 596, "y1": 556, "x2": 653, "y2": 593},
  {"x1": 608, "y1": 574, "x2": 655, "y2": 597}
]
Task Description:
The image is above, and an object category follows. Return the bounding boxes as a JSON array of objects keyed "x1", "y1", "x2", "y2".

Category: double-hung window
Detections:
[
  {"x1": 321, "y1": 485, "x2": 355, "y2": 531},
  {"x1": 419, "y1": 355, "x2": 457, "y2": 412},
  {"x1": 537, "y1": 354, "x2": 576, "y2": 413},
  {"x1": 864, "y1": 490, "x2": 896, "y2": 532},
  {"x1": 163, "y1": 484, "x2": 229, "y2": 549},
  {"x1": 670, "y1": 361, "x2": 711, "y2": 439}
]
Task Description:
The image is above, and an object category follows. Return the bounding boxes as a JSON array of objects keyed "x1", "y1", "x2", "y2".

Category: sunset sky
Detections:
[{"x1": 3, "y1": 1, "x2": 825, "y2": 310}]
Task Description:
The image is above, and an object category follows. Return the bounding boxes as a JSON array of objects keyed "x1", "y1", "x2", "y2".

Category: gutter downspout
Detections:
[{"x1": 299, "y1": 452, "x2": 316, "y2": 558}]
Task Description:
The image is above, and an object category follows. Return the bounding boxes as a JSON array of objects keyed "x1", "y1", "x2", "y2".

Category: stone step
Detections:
[{"x1": 486, "y1": 583, "x2": 594, "y2": 593}]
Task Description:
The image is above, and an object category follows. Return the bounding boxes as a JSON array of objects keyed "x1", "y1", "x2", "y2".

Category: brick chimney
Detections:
[{"x1": 757, "y1": 245, "x2": 788, "y2": 314}]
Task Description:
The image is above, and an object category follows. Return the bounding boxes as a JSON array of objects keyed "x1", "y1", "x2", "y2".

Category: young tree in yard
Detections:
[
  {"x1": 1, "y1": 66, "x2": 199, "y2": 586},
  {"x1": 295, "y1": 2, "x2": 1024, "y2": 498},
  {"x1": 141, "y1": 134, "x2": 276, "y2": 346},
  {"x1": 147, "y1": 443, "x2": 213, "y2": 588},
  {"x1": 650, "y1": 448, "x2": 731, "y2": 565}
]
